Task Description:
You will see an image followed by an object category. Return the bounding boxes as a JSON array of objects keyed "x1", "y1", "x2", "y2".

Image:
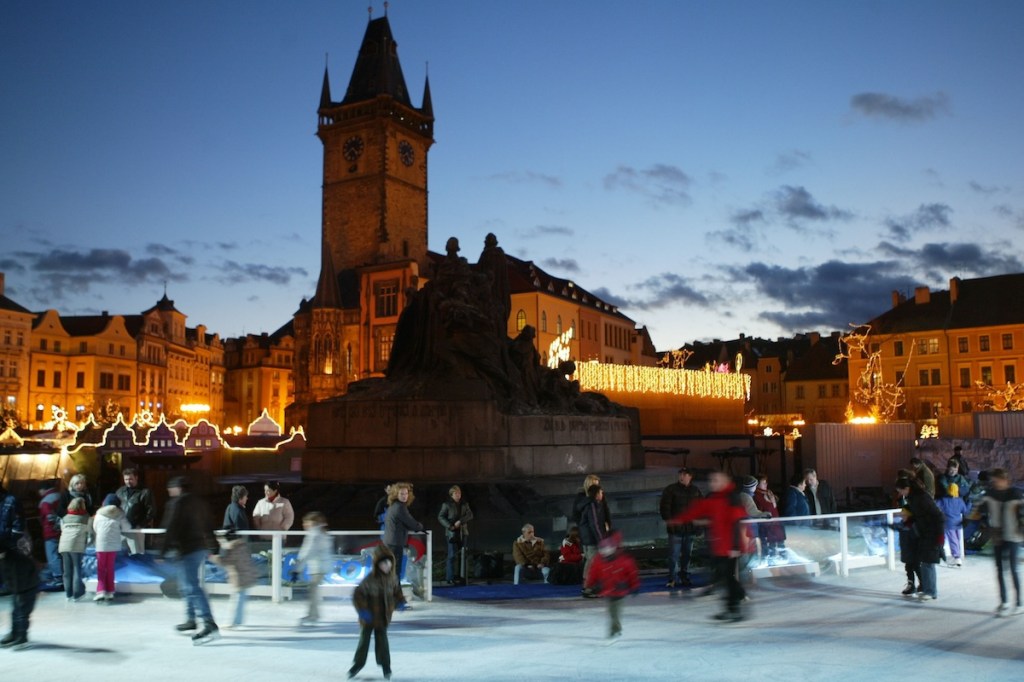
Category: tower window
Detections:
[{"x1": 375, "y1": 279, "x2": 399, "y2": 317}]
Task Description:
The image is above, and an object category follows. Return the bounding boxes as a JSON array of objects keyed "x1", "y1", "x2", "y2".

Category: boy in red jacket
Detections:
[
  {"x1": 671, "y1": 470, "x2": 749, "y2": 622},
  {"x1": 584, "y1": 531, "x2": 640, "y2": 640}
]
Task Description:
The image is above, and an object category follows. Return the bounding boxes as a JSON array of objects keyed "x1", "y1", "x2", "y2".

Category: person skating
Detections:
[
  {"x1": 584, "y1": 531, "x2": 640, "y2": 641},
  {"x1": 163, "y1": 476, "x2": 220, "y2": 645},
  {"x1": 348, "y1": 545, "x2": 409, "y2": 680}
]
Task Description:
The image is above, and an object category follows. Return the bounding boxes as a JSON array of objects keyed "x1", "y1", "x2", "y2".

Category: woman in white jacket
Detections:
[{"x1": 93, "y1": 493, "x2": 131, "y2": 601}]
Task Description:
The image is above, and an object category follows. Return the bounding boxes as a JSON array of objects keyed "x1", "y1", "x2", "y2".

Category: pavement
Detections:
[{"x1": 2, "y1": 557, "x2": 1023, "y2": 681}]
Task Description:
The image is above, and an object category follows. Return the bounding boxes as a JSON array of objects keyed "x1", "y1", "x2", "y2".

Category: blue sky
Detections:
[{"x1": 3, "y1": 1, "x2": 1023, "y2": 351}]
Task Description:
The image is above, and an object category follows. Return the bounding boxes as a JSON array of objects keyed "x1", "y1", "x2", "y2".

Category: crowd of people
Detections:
[{"x1": 1, "y1": 453, "x2": 1022, "y2": 667}]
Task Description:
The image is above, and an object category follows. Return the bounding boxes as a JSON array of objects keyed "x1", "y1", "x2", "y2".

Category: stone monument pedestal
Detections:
[{"x1": 303, "y1": 397, "x2": 639, "y2": 483}]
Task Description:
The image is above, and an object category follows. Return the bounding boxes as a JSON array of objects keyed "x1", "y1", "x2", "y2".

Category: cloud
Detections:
[
  {"x1": 600, "y1": 273, "x2": 713, "y2": 312},
  {"x1": 540, "y1": 257, "x2": 580, "y2": 273},
  {"x1": 882, "y1": 203, "x2": 952, "y2": 242},
  {"x1": 517, "y1": 225, "x2": 575, "y2": 239},
  {"x1": 770, "y1": 150, "x2": 812, "y2": 175},
  {"x1": 486, "y1": 170, "x2": 563, "y2": 188},
  {"x1": 589, "y1": 286, "x2": 632, "y2": 310},
  {"x1": 707, "y1": 227, "x2": 757, "y2": 252},
  {"x1": 850, "y1": 91, "x2": 950, "y2": 121},
  {"x1": 993, "y1": 204, "x2": 1024, "y2": 229},
  {"x1": 774, "y1": 185, "x2": 853, "y2": 223},
  {"x1": 145, "y1": 243, "x2": 178, "y2": 256},
  {"x1": 874, "y1": 240, "x2": 1023, "y2": 278},
  {"x1": 968, "y1": 181, "x2": 1005, "y2": 195},
  {"x1": 603, "y1": 163, "x2": 692, "y2": 206},
  {"x1": 215, "y1": 261, "x2": 307, "y2": 286}
]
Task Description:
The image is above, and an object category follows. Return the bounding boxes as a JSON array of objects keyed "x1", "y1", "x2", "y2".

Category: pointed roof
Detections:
[
  {"x1": 342, "y1": 16, "x2": 413, "y2": 107},
  {"x1": 421, "y1": 75, "x2": 433, "y2": 118},
  {"x1": 319, "y1": 66, "x2": 332, "y2": 110},
  {"x1": 313, "y1": 243, "x2": 343, "y2": 309},
  {"x1": 143, "y1": 293, "x2": 179, "y2": 315}
]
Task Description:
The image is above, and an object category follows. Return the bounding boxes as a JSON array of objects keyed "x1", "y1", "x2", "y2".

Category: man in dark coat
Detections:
[
  {"x1": 804, "y1": 468, "x2": 837, "y2": 529},
  {"x1": 895, "y1": 476, "x2": 944, "y2": 601},
  {"x1": 116, "y1": 466, "x2": 155, "y2": 554},
  {"x1": 0, "y1": 541, "x2": 39, "y2": 649},
  {"x1": 163, "y1": 476, "x2": 219, "y2": 644},
  {"x1": 659, "y1": 467, "x2": 703, "y2": 587}
]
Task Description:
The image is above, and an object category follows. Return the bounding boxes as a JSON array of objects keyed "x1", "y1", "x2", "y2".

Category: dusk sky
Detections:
[{"x1": 3, "y1": 1, "x2": 1023, "y2": 351}]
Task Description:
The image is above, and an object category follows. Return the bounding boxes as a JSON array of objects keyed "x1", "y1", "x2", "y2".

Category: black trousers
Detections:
[
  {"x1": 351, "y1": 624, "x2": 391, "y2": 674},
  {"x1": 711, "y1": 556, "x2": 744, "y2": 613},
  {"x1": 10, "y1": 589, "x2": 37, "y2": 637}
]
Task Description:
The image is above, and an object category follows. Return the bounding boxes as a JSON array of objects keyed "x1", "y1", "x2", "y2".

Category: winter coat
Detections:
[
  {"x1": 0, "y1": 488, "x2": 21, "y2": 552},
  {"x1": 0, "y1": 546, "x2": 39, "y2": 595},
  {"x1": 937, "y1": 473, "x2": 972, "y2": 500},
  {"x1": 573, "y1": 490, "x2": 612, "y2": 528},
  {"x1": 162, "y1": 492, "x2": 215, "y2": 557},
  {"x1": 437, "y1": 498, "x2": 474, "y2": 542},
  {"x1": 805, "y1": 480, "x2": 837, "y2": 516},
  {"x1": 559, "y1": 538, "x2": 582, "y2": 564},
  {"x1": 753, "y1": 488, "x2": 787, "y2": 544},
  {"x1": 93, "y1": 504, "x2": 131, "y2": 552},
  {"x1": 512, "y1": 535, "x2": 549, "y2": 567},
  {"x1": 57, "y1": 510, "x2": 92, "y2": 553},
  {"x1": 585, "y1": 549, "x2": 641, "y2": 598},
  {"x1": 252, "y1": 494, "x2": 294, "y2": 531},
  {"x1": 296, "y1": 525, "x2": 335, "y2": 576},
  {"x1": 671, "y1": 482, "x2": 748, "y2": 557},
  {"x1": 352, "y1": 547, "x2": 406, "y2": 628},
  {"x1": 971, "y1": 486, "x2": 1024, "y2": 544},
  {"x1": 902, "y1": 488, "x2": 945, "y2": 565},
  {"x1": 781, "y1": 486, "x2": 811, "y2": 519},
  {"x1": 213, "y1": 537, "x2": 258, "y2": 589},
  {"x1": 38, "y1": 486, "x2": 62, "y2": 540},
  {"x1": 222, "y1": 501, "x2": 250, "y2": 533},
  {"x1": 659, "y1": 481, "x2": 703, "y2": 535},
  {"x1": 116, "y1": 485, "x2": 155, "y2": 528},
  {"x1": 578, "y1": 498, "x2": 609, "y2": 547},
  {"x1": 59, "y1": 490, "x2": 95, "y2": 517},
  {"x1": 383, "y1": 500, "x2": 423, "y2": 548},
  {"x1": 914, "y1": 465, "x2": 936, "y2": 498},
  {"x1": 935, "y1": 495, "x2": 969, "y2": 532}
]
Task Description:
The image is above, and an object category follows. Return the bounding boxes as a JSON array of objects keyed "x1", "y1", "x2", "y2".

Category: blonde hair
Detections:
[
  {"x1": 448, "y1": 484, "x2": 462, "y2": 498},
  {"x1": 582, "y1": 474, "x2": 600, "y2": 492},
  {"x1": 67, "y1": 497, "x2": 86, "y2": 512},
  {"x1": 69, "y1": 473, "x2": 87, "y2": 489},
  {"x1": 387, "y1": 482, "x2": 415, "y2": 506}
]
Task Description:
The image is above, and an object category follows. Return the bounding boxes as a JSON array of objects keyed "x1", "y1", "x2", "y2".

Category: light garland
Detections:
[
  {"x1": 573, "y1": 362, "x2": 750, "y2": 400},
  {"x1": 546, "y1": 327, "x2": 575, "y2": 369}
]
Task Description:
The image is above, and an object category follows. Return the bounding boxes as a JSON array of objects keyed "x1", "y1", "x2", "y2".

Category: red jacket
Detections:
[
  {"x1": 560, "y1": 539, "x2": 582, "y2": 564},
  {"x1": 670, "y1": 483, "x2": 748, "y2": 557},
  {"x1": 585, "y1": 549, "x2": 640, "y2": 598}
]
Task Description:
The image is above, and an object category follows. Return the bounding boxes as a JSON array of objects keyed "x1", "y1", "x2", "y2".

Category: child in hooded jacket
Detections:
[
  {"x1": 58, "y1": 497, "x2": 92, "y2": 600},
  {"x1": 936, "y1": 482, "x2": 969, "y2": 567},
  {"x1": 584, "y1": 531, "x2": 641, "y2": 640},
  {"x1": 349, "y1": 545, "x2": 408, "y2": 680},
  {"x1": 93, "y1": 493, "x2": 131, "y2": 601}
]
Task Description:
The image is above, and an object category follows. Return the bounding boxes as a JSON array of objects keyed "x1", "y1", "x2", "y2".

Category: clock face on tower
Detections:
[
  {"x1": 343, "y1": 135, "x2": 364, "y2": 162},
  {"x1": 398, "y1": 140, "x2": 415, "y2": 166}
]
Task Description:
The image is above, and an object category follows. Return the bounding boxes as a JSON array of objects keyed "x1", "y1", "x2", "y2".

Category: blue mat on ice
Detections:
[{"x1": 434, "y1": 574, "x2": 708, "y2": 601}]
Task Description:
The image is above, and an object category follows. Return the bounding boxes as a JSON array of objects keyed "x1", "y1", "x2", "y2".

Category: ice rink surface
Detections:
[{"x1": 3, "y1": 557, "x2": 1022, "y2": 681}]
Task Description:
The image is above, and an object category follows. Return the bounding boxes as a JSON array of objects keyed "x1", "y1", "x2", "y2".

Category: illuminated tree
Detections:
[
  {"x1": 658, "y1": 348, "x2": 694, "y2": 369},
  {"x1": 975, "y1": 381, "x2": 1024, "y2": 412},
  {"x1": 835, "y1": 325, "x2": 909, "y2": 423}
]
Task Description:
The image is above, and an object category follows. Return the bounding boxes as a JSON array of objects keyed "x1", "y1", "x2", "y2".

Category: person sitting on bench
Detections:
[{"x1": 512, "y1": 523, "x2": 550, "y2": 584}]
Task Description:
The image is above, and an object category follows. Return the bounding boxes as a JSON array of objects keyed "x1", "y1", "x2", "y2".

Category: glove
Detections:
[
  {"x1": 398, "y1": 602, "x2": 411, "y2": 612},
  {"x1": 357, "y1": 609, "x2": 373, "y2": 623}
]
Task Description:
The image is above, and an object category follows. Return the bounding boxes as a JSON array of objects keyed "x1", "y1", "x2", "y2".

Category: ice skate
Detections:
[{"x1": 192, "y1": 622, "x2": 220, "y2": 645}]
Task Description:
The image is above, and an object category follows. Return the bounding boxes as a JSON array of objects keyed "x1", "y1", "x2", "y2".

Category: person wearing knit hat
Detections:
[
  {"x1": 935, "y1": 482, "x2": 969, "y2": 568},
  {"x1": 585, "y1": 530, "x2": 640, "y2": 641},
  {"x1": 93, "y1": 492, "x2": 131, "y2": 601}
]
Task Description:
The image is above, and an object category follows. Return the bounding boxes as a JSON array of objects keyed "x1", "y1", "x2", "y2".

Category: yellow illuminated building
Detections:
[
  {"x1": 223, "y1": 330, "x2": 294, "y2": 430},
  {"x1": 0, "y1": 273, "x2": 34, "y2": 422}
]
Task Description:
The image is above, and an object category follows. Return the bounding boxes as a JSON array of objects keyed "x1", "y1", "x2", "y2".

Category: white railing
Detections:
[{"x1": 107, "y1": 528, "x2": 433, "y2": 603}]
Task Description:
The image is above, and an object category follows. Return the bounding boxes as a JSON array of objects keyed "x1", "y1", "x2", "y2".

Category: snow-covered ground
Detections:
[{"x1": 3, "y1": 557, "x2": 1022, "y2": 681}]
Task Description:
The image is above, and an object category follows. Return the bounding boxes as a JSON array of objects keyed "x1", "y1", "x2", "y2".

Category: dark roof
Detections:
[
  {"x1": 340, "y1": 17, "x2": 413, "y2": 107},
  {"x1": 0, "y1": 294, "x2": 32, "y2": 315},
  {"x1": 313, "y1": 245, "x2": 343, "y2": 309},
  {"x1": 783, "y1": 337, "x2": 847, "y2": 382},
  {"x1": 868, "y1": 274, "x2": 1024, "y2": 334},
  {"x1": 142, "y1": 293, "x2": 178, "y2": 315},
  {"x1": 37, "y1": 313, "x2": 118, "y2": 337}
]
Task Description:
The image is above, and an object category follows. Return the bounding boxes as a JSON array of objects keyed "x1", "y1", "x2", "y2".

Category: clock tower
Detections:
[{"x1": 317, "y1": 15, "x2": 434, "y2": 273}]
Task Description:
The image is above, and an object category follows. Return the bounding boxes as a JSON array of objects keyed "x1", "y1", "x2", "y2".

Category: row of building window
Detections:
[
  {"x1": 2, "y1": 331, "x2": 25, "y2": 347},
  {"x1": 885, "y1": 334, "x2": 1016, "y2": 357},
  {"x1": 794, "y1": 384, "x2": 849, "y2": 400},
  {"x1": 34, "y1": 370, "x2": 133, "y2": 391}
]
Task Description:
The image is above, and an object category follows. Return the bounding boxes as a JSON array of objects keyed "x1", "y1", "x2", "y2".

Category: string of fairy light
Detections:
[{"x1": 573, "y1": 362, "x2": 750, "y2": 400}]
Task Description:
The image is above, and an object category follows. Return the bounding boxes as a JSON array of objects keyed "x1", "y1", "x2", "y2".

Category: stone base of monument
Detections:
[{"x1": 303, "y1": 397, "x2": 640, "y2": 482}]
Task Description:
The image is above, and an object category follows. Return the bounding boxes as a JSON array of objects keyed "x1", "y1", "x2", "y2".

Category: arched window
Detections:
[
  {"x1": 556, "y1": 315, "x2": 563, "y2": 335},
  {"x1": 515, "y1": 309, "x2": 527, "y2": 332},
  {"x1": 540, "y1": 311, "x2": 548, "y2": 333}
]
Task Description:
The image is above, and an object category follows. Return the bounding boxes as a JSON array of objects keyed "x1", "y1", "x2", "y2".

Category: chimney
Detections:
[
  {"x1": 914, "y1": 286, "x2": 930, "y2": 305},
  {"x1": 949, "y1": 277, "x2": 961, "y2": 304},
  {"x1": 809, "y1": 331, "x2": 821, "y2": 345},
  {"x1": 891, "y1": 290, "x2": 906, "y2": 307},
  {"x1": 0, "y1": 272, "x2": 4, "y2": 296}
]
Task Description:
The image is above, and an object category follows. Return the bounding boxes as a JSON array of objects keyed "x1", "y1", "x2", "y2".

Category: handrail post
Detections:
[
  {"x1": 426, "y1": 530, "x2": 432, "y2": 602},
  {"x1": 838, "y1": 513, "x2": 849, "y2": 577},
  {"x1": 886, "y1": 510, "x2": 897, "y2": 571},
  {"x1": 271, "y1": 531, "x2": 283, "y2": 603}
]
